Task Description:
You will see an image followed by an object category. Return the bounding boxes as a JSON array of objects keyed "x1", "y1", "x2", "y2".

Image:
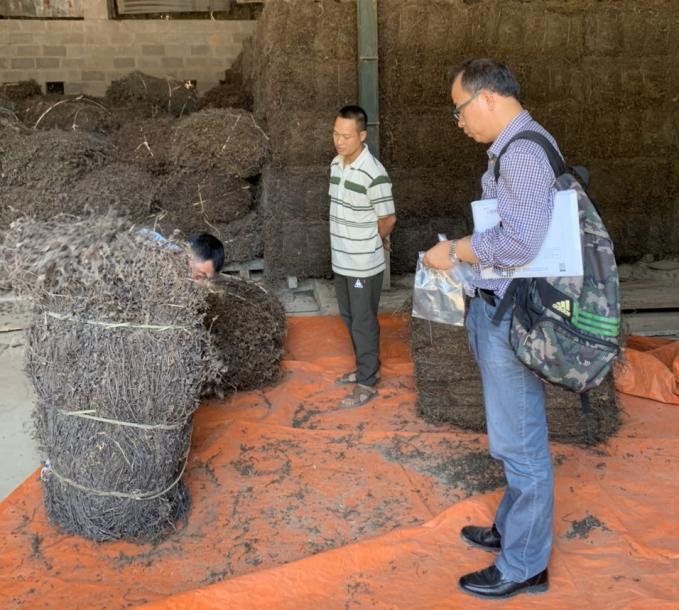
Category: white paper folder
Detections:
[{"x1": 471, "y1": 189, "x2": 583, "y2": 279}]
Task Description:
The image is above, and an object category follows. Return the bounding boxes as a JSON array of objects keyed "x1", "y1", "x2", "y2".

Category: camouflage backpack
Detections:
[{"x1": 492, "y1": 131, "x2": 621, "y2": 402}]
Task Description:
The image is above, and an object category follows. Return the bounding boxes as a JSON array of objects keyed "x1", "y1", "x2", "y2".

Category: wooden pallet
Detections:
[{"x1": 621, "y1": 279, "x2": 679, "y2": 338}]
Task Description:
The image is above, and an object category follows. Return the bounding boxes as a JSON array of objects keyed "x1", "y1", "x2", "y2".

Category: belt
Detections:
[{"x1": 475, "y1": 288, "x2": 498, "y2": 306}]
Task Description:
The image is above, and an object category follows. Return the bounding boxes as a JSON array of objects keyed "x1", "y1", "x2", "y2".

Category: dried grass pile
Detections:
[
  {"x1": 20, "y1": 95, "x2": 118, "y2": 134},
  {"x1": 0, "y1": 70, "x2": 270, "y2": 278},
  {"x1": 0, "y1": 130, "x2": 113, "y2": 234},
  {"x1": 0, "y1": 93, "x2": 17, "y2": 114},
  {"x1": 108, "y1": 107, "x2": 268, "y2": 250},
  {"x1": 105, "y1": 71, "x2": 198, "y2": 118},
  {"x1": 0, "y1": 79, "x2": 42, "y2": 103},
  {"x1": 0, "y1": 129, "x2": 111, "y2": 189},
  {"x1": 197, "y1": 69, "x2": 252, "y2": 112},
  {"x1": 172, "y1": 108, "x2": 270, "y2": 178},
  {"x1": 110, "y1": 116, "x2": 176, "y2": 174},
  {"x1": 410, "y1": 316, "x2": 620, "y2": 445},
  {"x1": 0, "y1": 107, "x2": 30, "y2": 135},
  {"x1": 2, "y1": 215, "x2": 216, "y2": 542},
  {"x1": 218, "y1": 211, "x2": 263, "y2": 264},
  {"x1": 204, "y1": 276, "x2": 286, "y2": 395},
  {"x1": 152, "y1": 170, "x2": 252, "y2": 237},
  {"x1": 411, "y1": 316, "x2": 485, "y2": 431},
  {"x1": 390, "y1": 215, "x2": 470, "y2": 275},
  {"x1": 239, "y1": 0, "x2": 357, "y2": 278},
  {"x1": 259, "y1": 166, "x2": 331, "y2": 280},
  {"x1": 68, "y1": 163, "x2": 158, "y2": 223}
]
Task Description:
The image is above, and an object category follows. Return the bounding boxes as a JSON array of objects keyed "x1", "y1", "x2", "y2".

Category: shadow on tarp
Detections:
[{"x1": 0, "y1": 316, "x2": 678, "y2": 610}]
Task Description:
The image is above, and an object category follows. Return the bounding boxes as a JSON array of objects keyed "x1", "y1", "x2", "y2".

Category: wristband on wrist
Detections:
[{"x1": 449, "y1": 239, "x2": 458, "y2": 262}]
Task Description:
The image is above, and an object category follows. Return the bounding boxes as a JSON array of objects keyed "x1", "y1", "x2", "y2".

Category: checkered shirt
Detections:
[{"x1": 470, "y1": 110, "x2": 563, "y2": 297}]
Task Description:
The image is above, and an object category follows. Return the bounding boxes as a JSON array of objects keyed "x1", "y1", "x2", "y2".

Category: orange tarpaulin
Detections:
[
  {"x1": 616, "y1": 337, "x2": 679, "y2": 405},
  {"x1": 1, "y1": 316, "x2": 678, "y2": 609}
]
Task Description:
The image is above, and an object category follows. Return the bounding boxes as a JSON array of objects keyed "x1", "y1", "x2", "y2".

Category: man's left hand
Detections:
[
  {"x1": 423, "y1": 240, "x2": 454, "y2": 270},
  {"x1": 423, "y1": 235, "x2": 478, "y2": 269}
]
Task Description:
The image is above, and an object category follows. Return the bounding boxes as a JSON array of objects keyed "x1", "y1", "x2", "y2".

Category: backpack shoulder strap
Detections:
[
  {"x1": 493, "y1": 130, "x2": 566, "y2": 182},
  {"x1": 491, "y1": 278, "x2": 525, "y2": 326}
]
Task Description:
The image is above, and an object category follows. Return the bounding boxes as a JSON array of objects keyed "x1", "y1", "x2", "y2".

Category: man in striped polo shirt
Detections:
[{"x1": 330, "y1": 105, "x2": 396, "y2": 408}]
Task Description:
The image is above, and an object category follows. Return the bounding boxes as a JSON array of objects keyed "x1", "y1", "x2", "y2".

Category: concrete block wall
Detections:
[{"x1": 0, "y1": 0, "x2": 257, "y2": 96}]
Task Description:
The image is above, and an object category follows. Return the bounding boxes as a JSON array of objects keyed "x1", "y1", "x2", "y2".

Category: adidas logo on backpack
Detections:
[
  {"x1": 492, "y1": 131, "x2": 621, "y2": 395},
  {"x1": 552, "y1": 299, "x2": 572, "y2": 318}
]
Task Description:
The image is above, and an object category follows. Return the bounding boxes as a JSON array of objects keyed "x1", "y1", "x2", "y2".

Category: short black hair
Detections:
[
  {"x1": 448, "y1": 58, "x2": 521, "y2": 100},
  {"x1": 337, "y1": 105, "x2": 368, "y2": 132},
  {"x1": 187, "y1": 233, "x2": 224, "y2": 273}
]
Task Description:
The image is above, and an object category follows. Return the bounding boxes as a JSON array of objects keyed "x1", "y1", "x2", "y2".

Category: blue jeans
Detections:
[{"x1": 465, "y1": 296, "x2": 553, "y2": 581}]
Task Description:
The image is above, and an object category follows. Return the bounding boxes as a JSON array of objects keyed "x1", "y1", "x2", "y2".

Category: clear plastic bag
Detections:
[
  {"x1": 411, "y1": 252, "x2": 467, "y2": 326},
  {"x1": 451, "y1": 260, "x2": 477, "y2": 297}
]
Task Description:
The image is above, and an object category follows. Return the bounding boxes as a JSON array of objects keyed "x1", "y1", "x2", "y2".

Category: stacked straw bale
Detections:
[
  {"x1": 204, "y1": 276, "x2": 287, "y2": 395},
  {"x1": 110, "y1": 116, "x2": 176, "y2": 175},
  {"x1": 2, "y1": 215, "x2": 217, "y2": 542},
  {"x1": 390, "y1": 215, "x2": 471, "y2": 275},
  {"x1": 0, "y1": 130, "x2": 113, "y2": 236},
  {"x1": 0, "y1": 79, "x2": 41, "y2": 103},
  {"x1": 1, "y1": 88, "x2": 270, "y2": 270},
  {"x1": 20, "y1": 95, "x2": 119, "y2": 134},
  {"x1": 241, "y1": 0, "x2": 357, "y2": 280},
  {"x1": 110, "y1": 106, "x2": 270, "y2": 244},
  {"x1": 197, "y1": 68, "x2": 253, "y2": 112},
  {"x1": 171, "y1": 108, "x2": 269, "y2": 178},
  {"x1": 238, "y1": 0, "x2": 480, "y2": 278},
  {"x1": 260, "y1": 166, "x2": 331, "y2": 279},
  {"x1": 65, "y1": 163, "x2": 158, "y2": 225},
  {"x1": 153, "y1": 170, "x2": 252, "y2": 237},
  {"x1": 145, "y1": 107, "x2": 269, "y2": 243},
  {"x1": 0, "y1": 93, "x2": 26, "y2": 134},
  {"x1": 218, "y1": 211, "x2": 262, "y2": 264},
  {"x1": 410, "y1": 316, "x2": 620, "y2": 445},
  {"x1": 104, "y1": 71, "x2": 199, "y2": 118},
  {"x1": 0, "y1": 107, "x2": 23, "y2": 133},
  {"x1": 0, "y1": 129, "x2": 111, "y2": 190}
]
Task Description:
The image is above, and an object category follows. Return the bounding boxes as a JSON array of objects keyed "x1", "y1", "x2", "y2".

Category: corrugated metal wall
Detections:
[{"x1": 0, "y1": 0, "x2": 84, "y2": 18}]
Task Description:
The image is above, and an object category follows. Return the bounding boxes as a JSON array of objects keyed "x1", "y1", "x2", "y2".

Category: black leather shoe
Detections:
[
  {"x1": 460, "y1": 524, "x2": 502, "y2": 551},
  {"x1": 459, "y1": 565, "x2": 548, "y2": 599}
]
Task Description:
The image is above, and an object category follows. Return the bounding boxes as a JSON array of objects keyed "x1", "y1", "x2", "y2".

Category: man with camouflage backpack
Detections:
[{"x1": 424, "y1": 58, "x2": 564, "y2": 599}]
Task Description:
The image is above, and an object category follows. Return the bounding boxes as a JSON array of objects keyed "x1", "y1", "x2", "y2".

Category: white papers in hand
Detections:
[{"x1": 471, "y1": 189, "x2": 583, "y2": 279}]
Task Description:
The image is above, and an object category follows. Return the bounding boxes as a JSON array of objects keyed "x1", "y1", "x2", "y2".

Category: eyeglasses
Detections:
[{"x1": 451, "y1": 90, "x2": 481, "y2": 122}]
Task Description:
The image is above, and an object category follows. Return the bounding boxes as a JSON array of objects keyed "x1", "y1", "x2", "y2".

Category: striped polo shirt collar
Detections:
[
  {"x1": 488, "y1": 109, "x2": 532, "y2": 159},
  {"x1": 339, "y1": 144, "x2": 371, "y2": 171}
]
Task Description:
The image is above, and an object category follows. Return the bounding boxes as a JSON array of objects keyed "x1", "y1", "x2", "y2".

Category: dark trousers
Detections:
[{"x1": 334, "y1": 271, "x2": 383, "y2": 387}]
